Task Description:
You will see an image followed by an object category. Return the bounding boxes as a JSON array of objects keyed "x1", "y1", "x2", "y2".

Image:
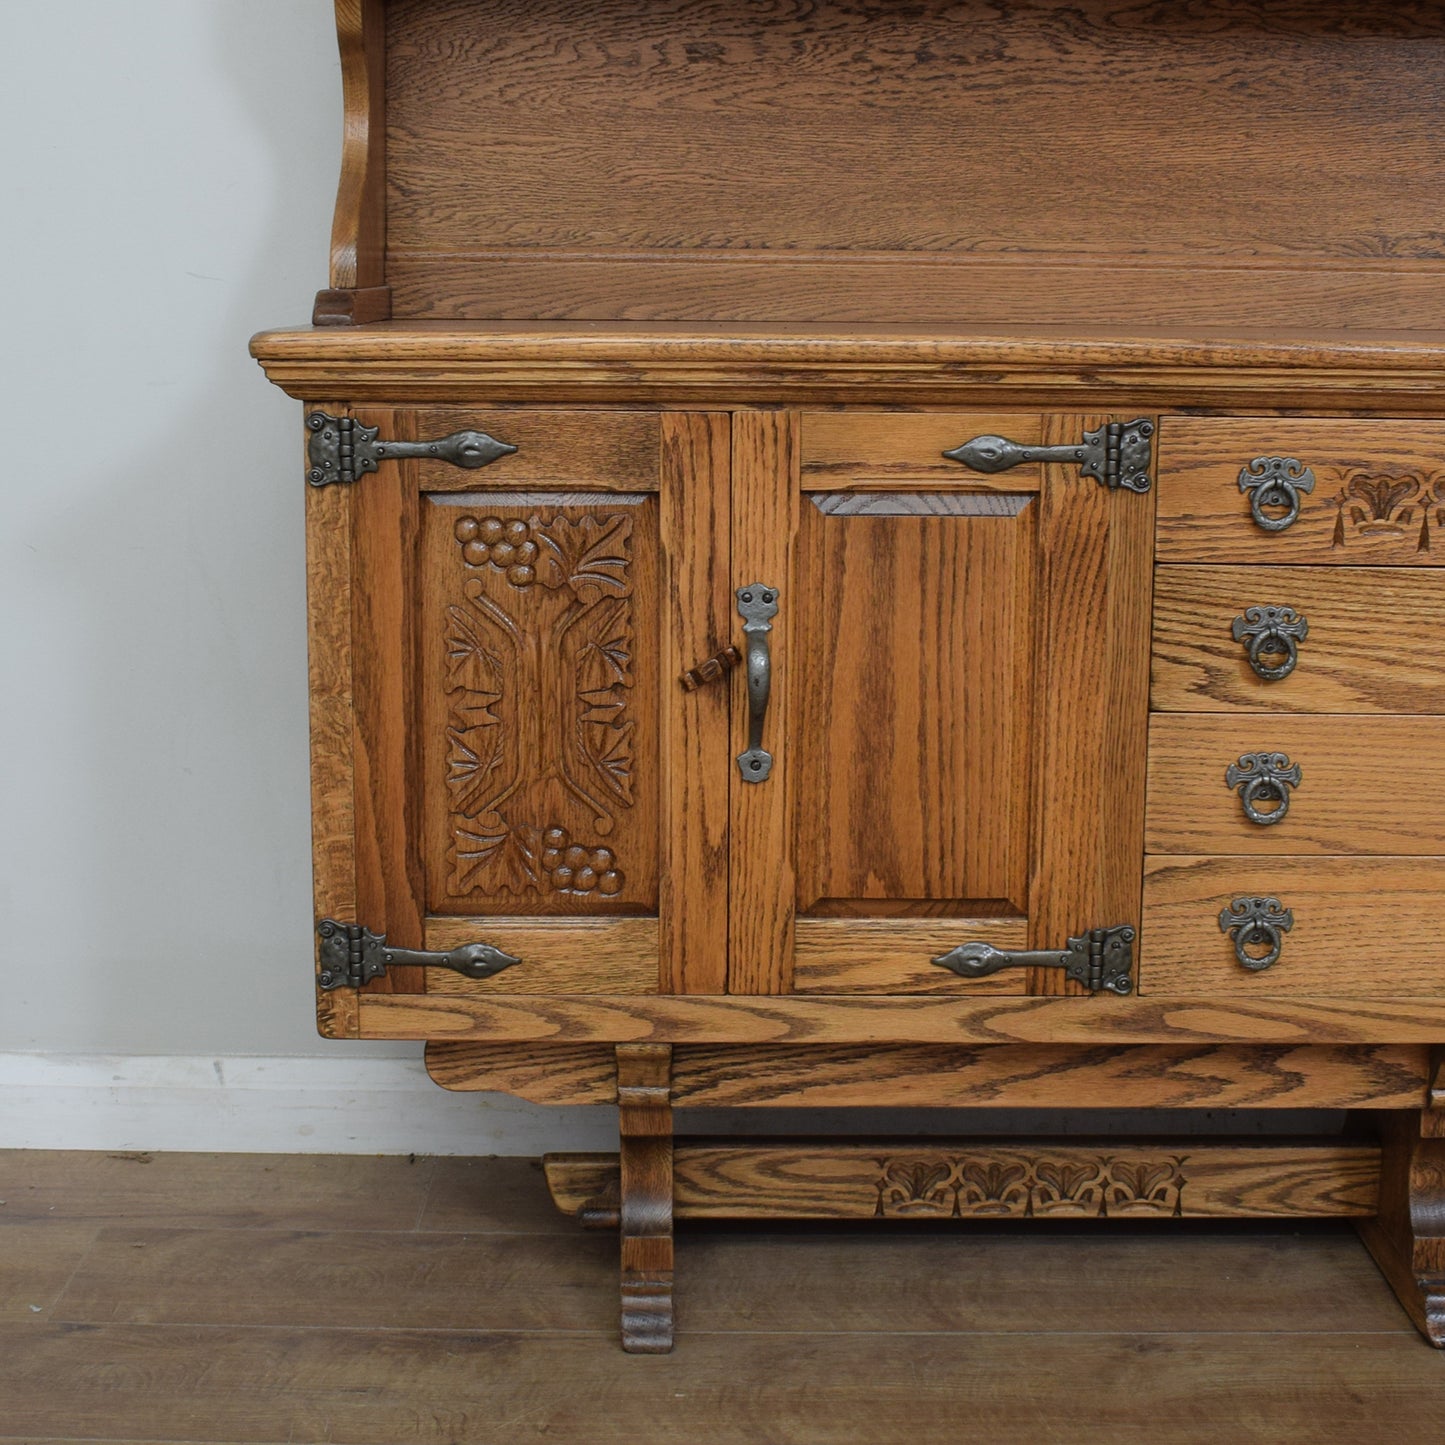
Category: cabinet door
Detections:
[
  {"x1": 309, "y1": 407, "x2": 731, "y2": 1013},
  {"x1": 728, "y1": 411, "x2": 1154, "y2": 997}
]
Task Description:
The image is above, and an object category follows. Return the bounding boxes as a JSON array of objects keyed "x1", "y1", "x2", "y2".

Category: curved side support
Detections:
[
  {"x1": 1357, "y1": 1108, "x2": 1445, "y2": 1347},
  {"x1": 617, "y1": 1044, "x2": 675, "y2": 1353},
  {"x1": 318, "y1": 0, "x2": 390, "y2": 324}
]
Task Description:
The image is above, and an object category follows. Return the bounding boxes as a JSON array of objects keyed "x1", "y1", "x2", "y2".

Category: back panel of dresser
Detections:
[{"x1": 380, "y1": 0, "x2": 1445, "y2": 328}]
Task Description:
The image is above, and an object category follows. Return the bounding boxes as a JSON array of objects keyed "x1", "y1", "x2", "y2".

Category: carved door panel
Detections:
[
  {"x1": 726, "y1": 411, "x2": 1154, "y2": 998},
  {"x1": 322, "y1": 406, "x2": 731, "y2": 1001}
]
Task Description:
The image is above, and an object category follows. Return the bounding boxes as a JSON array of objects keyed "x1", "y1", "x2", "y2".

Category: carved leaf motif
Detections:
[
  {"x1": 533, "y1": 513, "x2": 632, "y2": 603},
  {"x1": 454, "y1": 820, "x2": 544, "y2": 896},
  {"x1": 585, "y1": 722, "x2": 636, "y2": 806},
  {"x1": 1033, "y1": 1159, "x2": 1104, "y2": 1204},
  {"x1": 1107, "y1": 1158, "x2": 1184, "y2": 1208},
  {"x1": 958, "y1": 1160, "x2": 1029, "y2": 1207},
  {"x1": 444, "y1": 604, "x2": 504, "y2": 702},
  {"x1": 877, "y1": 1159, "x2": 954, "y2": 1216}
]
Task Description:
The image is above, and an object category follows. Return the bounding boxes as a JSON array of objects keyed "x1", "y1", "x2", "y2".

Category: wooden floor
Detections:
[{"x1": 1, "y1": 1150, "x2": 1441, "y2": 1443}]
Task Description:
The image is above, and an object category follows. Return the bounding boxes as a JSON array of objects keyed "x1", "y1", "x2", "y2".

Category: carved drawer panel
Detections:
[
  {"x1": 1156, "y1": 419, "x2": 1445, "y2": 565},
  {"x1": 1142, "y1": 856, "x2": 1445, "y2": 997},
  {"x1": 1146, "y1": 715, "x2": 1445, "y2": 855},
  {"x1": 1152, "y1": 566, "x2": 1445, "y2": 713}
]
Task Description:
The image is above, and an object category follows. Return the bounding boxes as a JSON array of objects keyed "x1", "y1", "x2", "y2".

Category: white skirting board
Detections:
[
  {"x1": 0, "y1": 1052, "x2": 618, "y2": 1156},
  {"x1": 0, "y1": 1052, "x2": 1346, "y2": 1155}
]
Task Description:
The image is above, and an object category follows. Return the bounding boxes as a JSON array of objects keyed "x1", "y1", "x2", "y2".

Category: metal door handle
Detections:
[{"x1": 735, "y1": 583, "x2": 779, "y2": 782}]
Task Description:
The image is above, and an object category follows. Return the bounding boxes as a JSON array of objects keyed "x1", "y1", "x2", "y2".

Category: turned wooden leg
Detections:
[
  {"x1": 1356, "y1": 1104, "x2": 1445, "y2": 1347},
  {"x1": 616, "y1": 1043, "x2": 674, "y2": 1353}
]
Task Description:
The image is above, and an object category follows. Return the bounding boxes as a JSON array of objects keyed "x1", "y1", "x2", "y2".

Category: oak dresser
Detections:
[{"x1": 253, "y1": 0, "x2": 1445, "y2": 1350}]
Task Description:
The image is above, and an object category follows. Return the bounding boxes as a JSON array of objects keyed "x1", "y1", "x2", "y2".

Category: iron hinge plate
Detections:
[
  {"x1": 943, "y1": 419, "x2": 1154, "y2": 493},
  {"x1": 932, "y1": 924, "x2": 1136, "y2": 995},
  {"x1": 315, "y1": 919, "x2": 521, "y2": 991},
  {"x1": 305, "y1": 411, "x2": 516, "y2": 488}
]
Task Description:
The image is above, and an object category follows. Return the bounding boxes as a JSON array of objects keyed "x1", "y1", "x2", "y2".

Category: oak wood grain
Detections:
[
  {"x1": 792, "y1": 918, "x2": 1027, "y2": 995},
  {"x1": 398, "y1": 408, "x2": 659, "y2": 492},
  {"x1": 1147, "y1": 714, "x2": 1445, "y2": 854},
  {"x1": 360, "y1": 991, "x2": 1445, "y2": 1046},
  {"x1": 801, "y1": 412, "x2": 1044, "y2": 491},
  {"x1": 1157, "y1": 419, "x2": 1445, "y2": 565},
  {"x1": 660, "y1": 413, "x2": 731, "y2": 994},
  {"x1": 350, "y1": 408, "x2": 427, "y2": 988},
  {"x1": 544, "y1": 1141, "x2": 1380, "y2": 1220},
  {"x1": 382, "y1": 0, "x2": 1445, "y2": 328},
  {"x1": 1142, "y1": 856, "x2": 1445, "y2": 998},
  {"x1": 728, "y1": 412, "x2": 798, "y2": 994},
  {"x1": 328, "y1": 0, "x2": 385, "y2": 293},
  {"x1": 794, "y1": 487, "x2": 1035, "y2": 921},
  {"x1": 388, "y1": 253, "x2": 1445, "y2": 331},
  {"x1": 1030, "y1": 415, "x2": 1156, "y2": 992},
  {"x1": 305, "y1": 448, "x2": 360, "y2": 1037},
  {"x1": 420, "y1": 917, "x2": 657, "y2": 995},
  {"x1": 424, "y1": 1040, "x2": 1428, "y2": 1110},
  {"x1": 1151, "y1": 565, "x2": 1445, "y2": 714},
  {"x1": 251, "y1": 326, "x2": 1445, "y2": 410}
]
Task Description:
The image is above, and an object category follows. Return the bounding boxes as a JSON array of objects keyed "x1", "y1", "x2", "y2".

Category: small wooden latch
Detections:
[{"x1": 680, "y1": 646, "x2": 741, "y2": 692}]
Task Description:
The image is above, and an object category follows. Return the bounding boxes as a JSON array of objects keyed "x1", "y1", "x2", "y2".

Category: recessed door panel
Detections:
[{"x1": 794, "y1": 492, "x2": 1035, "y2": 918}]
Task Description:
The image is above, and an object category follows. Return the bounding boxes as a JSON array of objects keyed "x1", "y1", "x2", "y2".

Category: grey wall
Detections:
[{"x1": 1, "y1": 1, "x2": 408, "y2": 1058}]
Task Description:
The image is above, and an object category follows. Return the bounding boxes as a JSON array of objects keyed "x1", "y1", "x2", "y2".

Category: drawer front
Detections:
[
  {"x1": 1142, "y1": 857, "x2": 1445, "y2": 997},
  {"x1": 1152, "y1": 566, "x2": 1445, "y2": 713},
  {"x1": 1147, "y1": 715, "x2": 1445, "y2": 855},
  {"x1": 1157, "y1": 419, "x2": 1445, "y2": 565}
]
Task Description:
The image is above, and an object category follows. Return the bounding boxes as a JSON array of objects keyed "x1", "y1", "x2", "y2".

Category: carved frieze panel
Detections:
[
  {"x1": 875, "y1": 1151, "x2": 1188, "y2": 1219},
  {"x1": 423, "y1": 492, "x2": 658, "y2": 915}
]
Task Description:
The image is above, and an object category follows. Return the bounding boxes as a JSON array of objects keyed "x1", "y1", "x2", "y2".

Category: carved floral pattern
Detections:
[
  {"x1": 874, "y1": 1153, "x2": 1188, "y2": 1219},
  {"x1": 1328, "y1": 469, "x2": 1445, "y2": 552},
  {"x1": 443, "y1": 509, "x2": 635, "y2": 899}
]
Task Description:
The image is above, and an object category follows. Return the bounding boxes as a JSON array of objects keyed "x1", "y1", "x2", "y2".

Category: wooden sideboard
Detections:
[{"x1": 253, "y1": 0, "x2": 1445, "y2": 1351}]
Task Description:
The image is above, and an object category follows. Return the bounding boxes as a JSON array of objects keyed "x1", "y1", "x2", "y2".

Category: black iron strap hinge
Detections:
[
  {"x1": 943, "y1": 419, "x2": 1154, "y2": 493},
  {"x1": 315, "y1": 919, "x2": 521, "y2": 991},
  {"x1": 931, "y1": 925, "x2": 1136, "y2": 995},
  {"x1": 305, "y1": 411, "x2": 517, "y2": 488}
]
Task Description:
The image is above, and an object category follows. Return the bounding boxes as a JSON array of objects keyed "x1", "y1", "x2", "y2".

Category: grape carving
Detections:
[
  {"x1": 454, "y1": 515, "x2": 539, "y2": 587},
  {"x1": 541, "y1": 826, "x2": 624, "y2": 896}
]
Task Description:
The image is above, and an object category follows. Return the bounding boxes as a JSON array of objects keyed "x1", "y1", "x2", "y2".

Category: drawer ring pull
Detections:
[
  {"x1": 1238, "y1": 456, "x2": 1315, "y2": 532},
  {"x1": 1232, "y1": 605, "x2": 1309, "y2": 681},
  {"x1": 1218, "y1": 896, "x2": 1293, "y2": 971},
  {"x1": 1225, "y1": 752, "x2": 1301, "y2": 826}
]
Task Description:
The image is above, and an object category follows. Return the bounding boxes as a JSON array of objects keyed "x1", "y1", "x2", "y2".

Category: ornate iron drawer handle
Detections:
[
  {"x1": 1238, "y1": 456, "x2": 1315, "y2": 532},
  {"x1": 943, "y1": 419, "x2": 1153, "y2": 493},
  {"x1": 1232, "y1": 604, "x2": 1308, "y2": 681},
  {"x1": 1225, "y1": 752, "x2": 1301, "y2": 826},
  {"x1": 932, "y1": 925, "x2": 1135, "y2": 995},
  {"x1": 735, "y1": 583, "x2": 779, "y2": 782},
  {"x1": 316, "y1": 919, "x2": 520, "y2": 991},
  {"x1": 306, "y1": 411, "x2": 517, "y2": 487},
  {"x1": 1217, "y1": 897, "x2": 1293, "y2": 971}
]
